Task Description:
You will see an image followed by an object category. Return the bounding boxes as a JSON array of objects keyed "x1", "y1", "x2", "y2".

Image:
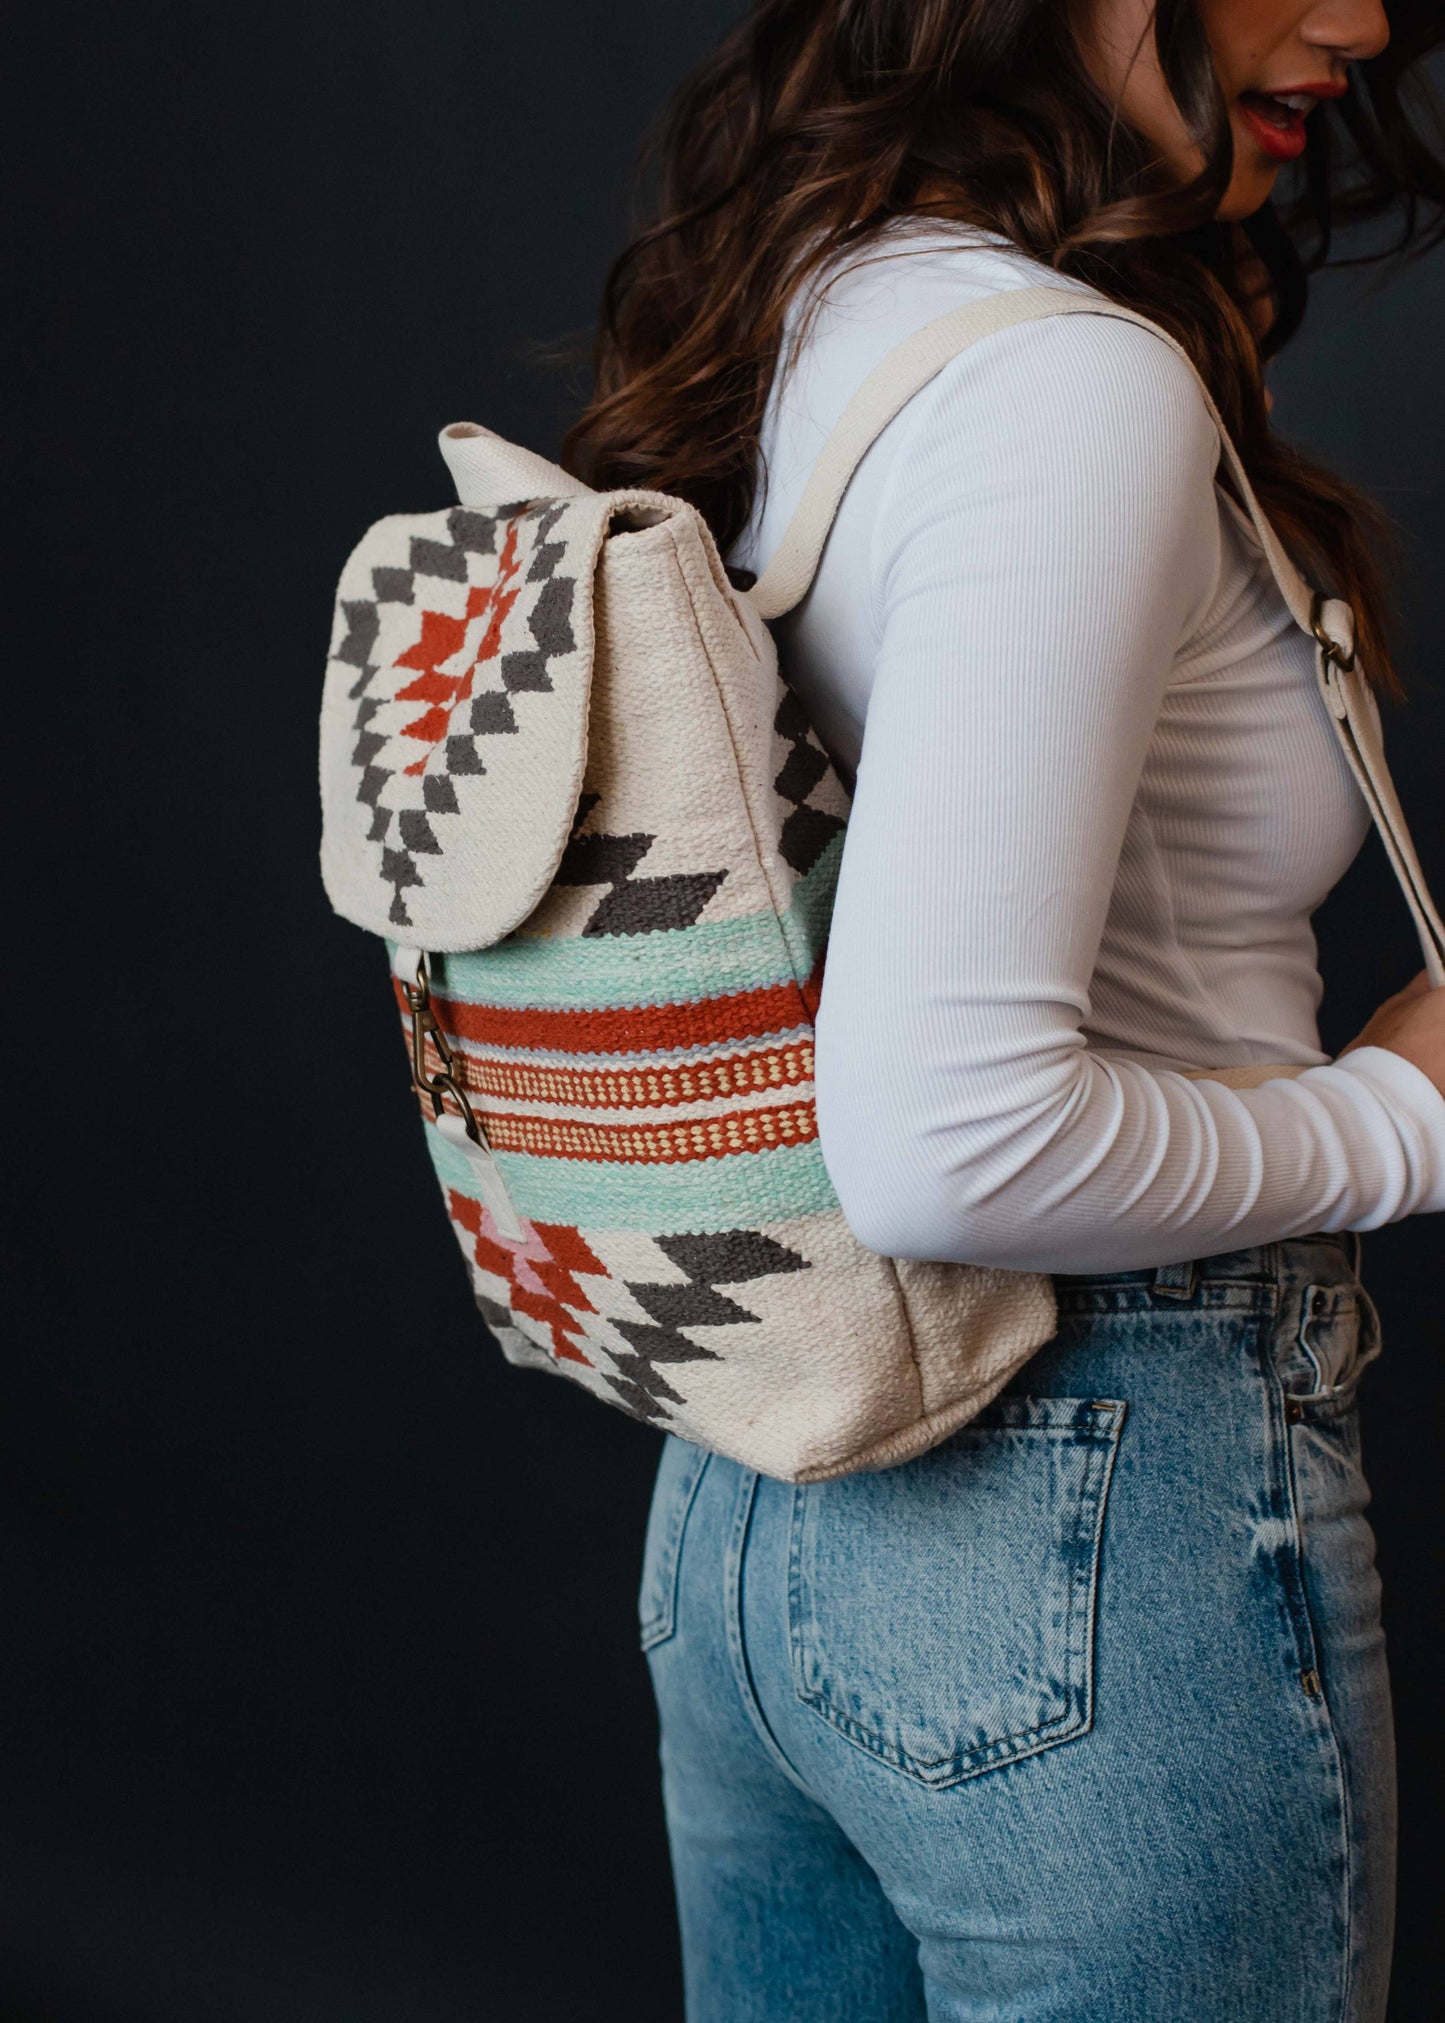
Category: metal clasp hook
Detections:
[
  {"x1": 402, "y1": 950, "x2": 489, "y2": 1149},
  {"x1": 1310, "y1": 590, "x2": 1357, "y2": 674}
]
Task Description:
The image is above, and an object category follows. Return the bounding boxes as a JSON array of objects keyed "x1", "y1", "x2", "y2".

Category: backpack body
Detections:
[
  {"x1": 320, "y1": 464, "x2": 1054, "y2": 1484},
  {"x1": 320, "y1": 287, "x2": 1445, "y2": 1484}
]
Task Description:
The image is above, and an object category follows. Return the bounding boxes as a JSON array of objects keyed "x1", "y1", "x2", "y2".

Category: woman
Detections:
[{"x1": 566, "y1": 4, "x2": 1445, "y2": 2016}]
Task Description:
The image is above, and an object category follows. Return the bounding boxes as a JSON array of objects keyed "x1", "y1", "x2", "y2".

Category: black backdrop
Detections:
[{"x1": 6, "y1": 6, "x2": 1442, "y2": 2018}]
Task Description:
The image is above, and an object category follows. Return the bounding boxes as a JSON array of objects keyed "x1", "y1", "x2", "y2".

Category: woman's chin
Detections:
[
  {"x1": 1215, "y1": 125, "x2": 1284, "y2": 221},
  {"x1": 1217, "y1": 164, "x2": 1282, "y2": 222}
]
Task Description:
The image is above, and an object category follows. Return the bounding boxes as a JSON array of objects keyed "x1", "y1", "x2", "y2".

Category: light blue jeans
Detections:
[{"x1": 640, "y1": 1232, "x2": 1395, "y2": 2021}]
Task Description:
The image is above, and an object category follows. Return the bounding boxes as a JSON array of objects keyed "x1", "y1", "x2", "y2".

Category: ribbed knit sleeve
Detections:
[{"x1": 805, "y1": 312, "x2": 1445, "y2": 1271}]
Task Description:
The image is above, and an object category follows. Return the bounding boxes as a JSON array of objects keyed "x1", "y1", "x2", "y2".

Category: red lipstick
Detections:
[{"x1": 1236, "y1": 81, "x2": 1345, "y2": 165}]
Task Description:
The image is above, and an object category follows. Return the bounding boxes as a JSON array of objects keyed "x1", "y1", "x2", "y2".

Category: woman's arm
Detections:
[{"x1": 812, "y1": 314, "x2": 1445, "y2": 1272}]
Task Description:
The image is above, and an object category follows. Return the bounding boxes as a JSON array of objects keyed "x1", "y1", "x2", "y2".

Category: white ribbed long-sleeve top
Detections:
[{"x1": 732, "y1": 228, "x2": 1445, "y2": 1273}]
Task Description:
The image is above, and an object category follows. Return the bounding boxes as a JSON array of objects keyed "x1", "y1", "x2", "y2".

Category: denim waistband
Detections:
[{"x1": 1053, "y1": 1228, "x2": 1360, "y2": 1300}]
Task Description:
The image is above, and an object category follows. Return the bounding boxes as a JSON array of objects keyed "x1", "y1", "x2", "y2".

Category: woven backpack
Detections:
[{"x1": 320, "y1": 285, "x2": 1445, "y2": 1484}]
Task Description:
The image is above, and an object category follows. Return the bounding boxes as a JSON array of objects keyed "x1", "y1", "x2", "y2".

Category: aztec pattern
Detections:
[
  {"x1": 322, "y1": 498, "x2": 601, "y2": 948},
  {"x1": 451, "y1": 1203, "x2": 809, "y2": 1425},
  {"x1": 772, "y1": 687, "x2": 847, "y2": 878},
  {"x1": 553, "y1": 790, "x2": 730, "y2": 938},
  {"x1": 336, "y1": 505, "x2": 541, "y2": 923},
  {"x1": 399, "y1": 792, "x2": 847, "y2": 1446},
  {"x1": 322, "y1": 472, "x2": 1056, "y2": 1482}
]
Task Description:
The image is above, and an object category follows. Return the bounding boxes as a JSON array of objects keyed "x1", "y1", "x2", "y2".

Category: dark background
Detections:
[{"x1": 5, "y1": 5, "x2": 1442, "y2": 2018}]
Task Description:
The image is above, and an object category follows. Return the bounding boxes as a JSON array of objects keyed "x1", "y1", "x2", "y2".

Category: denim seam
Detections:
[
  {"x1": 1075, "y1": 1398, "x2": 1127, "y2": 1765},
  {"x1": 1268, "y1": 1304, "x2": 1355, "y2": 2023},
  {"x1": 1259, "y1": 1319, "x2": 1323, "y2": 1689},
  {"x1": 787, "y1": 1403, "x2": 1127, "y2": 1785},
  {"x1": 1280, "y1": 1406, "x2": 1356, "y2": 2023},
  {"x1": 723, "y1": 1466, "x2": 816, "y2": 1798},
  {"x1": 639, "y1": 1444, "x2": 711, "y2": 1651}
]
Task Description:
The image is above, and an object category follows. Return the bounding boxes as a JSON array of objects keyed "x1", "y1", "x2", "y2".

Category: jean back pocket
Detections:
[{"x1": 788, "y1": 1396, "x2": 1126, "y2": 1786}]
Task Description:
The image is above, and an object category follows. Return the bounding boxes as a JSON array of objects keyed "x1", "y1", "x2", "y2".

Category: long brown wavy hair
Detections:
[{"x1": 564, "y1": 0, "x2": 1445, "y2": 692}]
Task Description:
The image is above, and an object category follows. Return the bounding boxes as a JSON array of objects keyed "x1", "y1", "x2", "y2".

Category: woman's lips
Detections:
[{"x1": 1237, "y1": 90, "x2": 1316, "y2": 164}]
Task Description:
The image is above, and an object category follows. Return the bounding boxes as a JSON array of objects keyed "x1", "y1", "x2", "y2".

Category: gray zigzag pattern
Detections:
[
  {"x1": 601, "y1": 1229, "x2": 810, "y2": 1425},
  {"x1": 555, "y1": 791, "x2": 729, "y2": 937},
  {"x1": 772, "y1": 687, "x2": 847, "y2": 876}
]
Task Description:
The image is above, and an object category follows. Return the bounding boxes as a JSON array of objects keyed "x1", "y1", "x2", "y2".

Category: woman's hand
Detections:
[{"x1": 1340, "y1": 971, "x2": 1445, "y2": 1096}]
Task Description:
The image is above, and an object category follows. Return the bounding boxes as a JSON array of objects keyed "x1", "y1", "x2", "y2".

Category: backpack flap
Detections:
[{"x1": 320, "y1": 470, "x2": 618, "y2": 952}]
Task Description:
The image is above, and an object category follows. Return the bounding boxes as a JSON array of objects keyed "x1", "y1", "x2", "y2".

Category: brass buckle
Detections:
[
  {"x1": 402, "y1": 951, "x2": 489, "y2": 1149},
  {"x1": 1309, "y1": 590, "x2": 1357, "y2": 674}
]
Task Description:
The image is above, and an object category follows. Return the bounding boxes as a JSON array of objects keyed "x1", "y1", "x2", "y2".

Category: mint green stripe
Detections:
[
  {"x1": 440, "y1": 910, "x2": 788, "y2": 1009},
  {"x1": 778, "y1": 831, "x2": 843, "y2": 979},
  {"x1": 402, "y1": 833, "x2": 844, "y2": 1013},
  {"x1": 425, "y1": 1127, "x2": 842, "y2": 1230}
]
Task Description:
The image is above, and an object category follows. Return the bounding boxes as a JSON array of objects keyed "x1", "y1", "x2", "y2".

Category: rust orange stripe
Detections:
[{"x1": 393, "y1": 955, "x2": 824, "y2": 1057}]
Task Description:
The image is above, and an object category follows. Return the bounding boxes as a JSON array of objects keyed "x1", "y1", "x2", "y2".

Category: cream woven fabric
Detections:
[{"x1": 319, "y1": 288, "x2": 1443, "y2": 1482}]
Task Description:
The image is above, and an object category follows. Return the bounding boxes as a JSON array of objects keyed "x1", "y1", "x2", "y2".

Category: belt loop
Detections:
[
  {"x1": 1154, "y1": 1257, "x2": 1197, "y2": 1300},
  {"x1": 1347, "y1": 1229, "x2": 1364, "y2": 1281}
]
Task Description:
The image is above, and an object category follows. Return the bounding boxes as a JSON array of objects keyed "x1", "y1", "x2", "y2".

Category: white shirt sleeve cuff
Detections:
[{"x1": 1331, "y1": 1044, "x2": 1445, "y2": 1216}]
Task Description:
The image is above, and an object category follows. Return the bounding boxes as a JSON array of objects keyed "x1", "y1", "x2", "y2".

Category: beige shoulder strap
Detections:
[{"x1": 747, "y1": 284, "x2": 1445, "y2": 987}]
